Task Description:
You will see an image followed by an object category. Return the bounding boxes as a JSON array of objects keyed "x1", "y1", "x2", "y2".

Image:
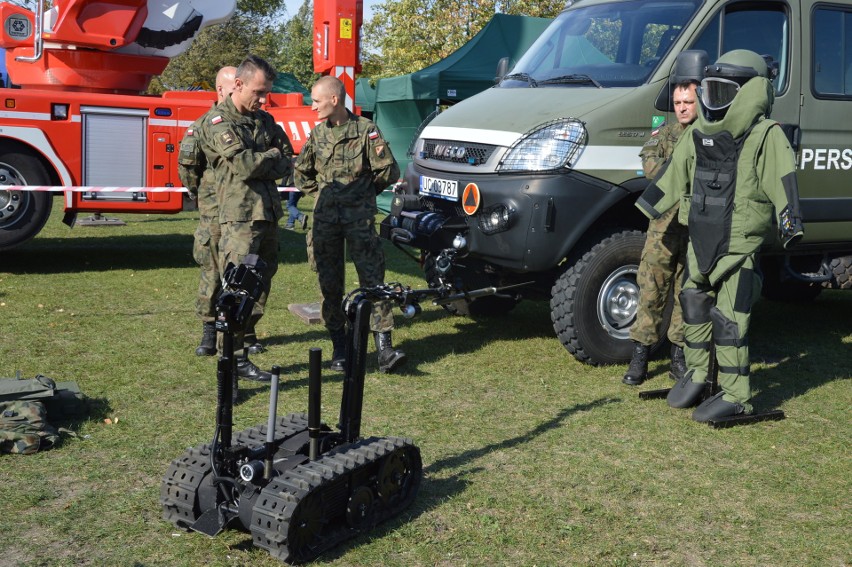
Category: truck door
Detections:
[
  {"x1": 686, "y1": 0, "x2": 800, "y2": 126},
  {"x1": 796, "y1": 1, "x2": 852, "y2": 244}
]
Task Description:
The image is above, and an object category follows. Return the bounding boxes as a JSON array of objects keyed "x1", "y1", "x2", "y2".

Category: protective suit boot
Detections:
[
  {"x1": 692, "y1": 391, "x2": 748, "y2": 422},
  {"x1": 329, "y1": 329, "x2": 346, "y2": 372},
  {"x1": 666, "y1": 370, "x2": 707, "y2": 408},
  {"x1": 669, "y1": 344, "x2": 686, "y2": 382},
  {"x1": 375, "y1": 332, "x2": 407, "y2": 374},
  {"x1": 195, "y1": 322, "x2": 217, "y2": 356},
  {"x1": 622, "y1": 342, "x2": 649, "y2": 385},
  {"x1": 236, "y1": 356, "x2": 272, "y2": 382}
]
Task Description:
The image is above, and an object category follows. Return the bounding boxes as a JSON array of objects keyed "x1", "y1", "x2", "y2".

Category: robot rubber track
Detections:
[{"x1": 251, "y1": 435, "x2": 422, "y2": 563}]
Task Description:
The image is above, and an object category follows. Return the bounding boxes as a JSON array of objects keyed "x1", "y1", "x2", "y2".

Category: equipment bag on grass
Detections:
[
  {"x1": 0, "y1": 374, "x2": 87, "y2": 419},
  {"x1": 0, "y1": 400, "x2": 60, "y2": 455}
]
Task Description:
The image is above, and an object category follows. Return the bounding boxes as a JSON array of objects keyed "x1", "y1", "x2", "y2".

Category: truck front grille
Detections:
[{"x1": 422, "y1": 139, "x2": 496, "y2": 165}]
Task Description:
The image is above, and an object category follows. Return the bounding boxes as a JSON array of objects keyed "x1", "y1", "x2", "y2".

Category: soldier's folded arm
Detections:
[{"x1": 265, "y1": 124, "x2": 296, "y2": 180}]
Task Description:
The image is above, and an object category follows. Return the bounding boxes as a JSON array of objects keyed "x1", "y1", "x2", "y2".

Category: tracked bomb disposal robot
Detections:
[{"x1": 160, "y1": 256, "x2": 431, "y2": 563}]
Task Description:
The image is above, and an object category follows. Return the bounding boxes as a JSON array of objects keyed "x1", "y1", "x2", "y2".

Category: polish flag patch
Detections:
[
  {"x1": 211, "y1": 115, "x2": 223, "y2": 125},
  {"x1": 368, "y1": 130, "x2": 379, "y2": 140}
]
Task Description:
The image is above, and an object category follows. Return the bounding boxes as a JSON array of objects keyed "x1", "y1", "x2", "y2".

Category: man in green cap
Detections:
[{"x1": 636, "y1": 50, "x2": 804, "y2": 422}]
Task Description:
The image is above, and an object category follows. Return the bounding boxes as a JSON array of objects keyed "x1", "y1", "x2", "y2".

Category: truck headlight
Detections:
[
  {"x1": 478, "y1": 204, "x2": 514, "y2": 235},
  {"x1": 497, "y1": 118, "x2": 586, "y2": 173}
]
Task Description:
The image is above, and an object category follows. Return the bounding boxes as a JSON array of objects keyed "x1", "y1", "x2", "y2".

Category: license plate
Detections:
[{"x1": 419, "y1": 175, "x2": 458, "y2": 201}]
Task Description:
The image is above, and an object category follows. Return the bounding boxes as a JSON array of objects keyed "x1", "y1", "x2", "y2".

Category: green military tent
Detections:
[
  {"x1": 370, "y1": 13, "x2": 552, "y2": 182},
  {"x1": 355, "y1": 77, "x2": 377, "y2": 117},
  {"x1": 272, "y1": 72, "x2": 312, "y2": 103}
]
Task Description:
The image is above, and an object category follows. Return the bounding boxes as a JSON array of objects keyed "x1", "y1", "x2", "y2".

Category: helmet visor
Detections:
[{"x1": 699, "y1": 77, "x2": 740, "y2": 111}]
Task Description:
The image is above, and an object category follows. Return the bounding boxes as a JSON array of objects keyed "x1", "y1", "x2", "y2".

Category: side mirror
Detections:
[{"x1": 495, "y1": 57, "x2": 510, "y2": 83}]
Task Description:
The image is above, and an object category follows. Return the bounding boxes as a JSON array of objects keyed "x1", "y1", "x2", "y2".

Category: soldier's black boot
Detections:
[
  {"x1": 374, "y1": 331, "x2": 407, "y2": 374},
  {"x1": 195, "y1": 322, "x2": 217, "y2": 356},
  {"x1": 669, "y1": 344, "x2": 687, "y2": 382},
  {"x1": 329, "y1": 329, "x2": 346, "y2": 372},
  {"x1": 622, "y1": 342, "x2": 649, "y2": 385},
  {"x1": 235, "y1": 355, "x2": 272, "y2": 382},
  {"x1": 243, "y1": 324, "x2": 265, "y2": 354}
]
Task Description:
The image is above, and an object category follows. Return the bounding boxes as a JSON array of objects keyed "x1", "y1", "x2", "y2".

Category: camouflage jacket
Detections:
[
  {"x1": 639, "y1": 121, "x2": 688, "y2": 179},
  {"x1": 294, "y1": 112, "x2": 400, "y2": 223},
  {"x1": 1, "y1": 400, "x2": 59, "y2": 454},
  {"x1": 198, "y1": 96, "x2": 294, "y2": 223},
  {"x1": 177, "y1": 103, "x2": 218, "y2": 217}
]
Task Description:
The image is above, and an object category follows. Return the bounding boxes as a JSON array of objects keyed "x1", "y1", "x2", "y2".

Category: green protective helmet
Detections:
[{"x1": 700, "y1": 50, "x2": 770, "y2": 114}]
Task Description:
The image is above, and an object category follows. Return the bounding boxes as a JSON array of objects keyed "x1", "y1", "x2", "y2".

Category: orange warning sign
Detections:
[{"x1": 462, "y1": 183, "x2": 481, "y2": 215}]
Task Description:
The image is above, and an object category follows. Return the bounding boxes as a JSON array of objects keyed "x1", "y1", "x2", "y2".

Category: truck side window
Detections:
[
  {"x1": 691, "y1": 3, "x2": 790, "y2": 93},
  {"x1": 812, "y1": 7, "x2": 852, "y2": 98}
]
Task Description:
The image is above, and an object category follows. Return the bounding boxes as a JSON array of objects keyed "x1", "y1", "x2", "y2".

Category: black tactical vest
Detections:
[{"x1": 688, "y1": 127, "x2": 752, "y2": 275}]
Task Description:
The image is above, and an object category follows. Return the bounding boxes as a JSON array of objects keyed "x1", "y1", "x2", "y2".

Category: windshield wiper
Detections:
[
  {"x1": 538, "y1": 74, "x2": 602, "y2": 88},
  {"x1": 502, "y1": 72, "x2": 538, "y2": 87}
]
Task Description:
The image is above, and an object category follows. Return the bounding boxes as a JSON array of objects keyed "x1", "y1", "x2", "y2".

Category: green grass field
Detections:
[{"x1": 1, "y1": 200, "x2": 850, "y2": 566}]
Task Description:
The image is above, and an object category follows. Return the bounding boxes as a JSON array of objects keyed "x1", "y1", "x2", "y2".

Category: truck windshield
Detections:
[{"x1": 504, "y1": 0, "x2": 701, "y2": 88}]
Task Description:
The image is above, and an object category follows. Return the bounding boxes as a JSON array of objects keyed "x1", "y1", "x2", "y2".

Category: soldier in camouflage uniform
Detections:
[
  {"x1": 178, "y1": 66, "x2": 236, "y2": 357},
  {"x1": 623, "y1": 80, "x2": 698, "y2": 386},
  {"x1": 294, "y1": 76, "x2": 405, "y2": 374},
  {"x1": 198, "y1": 55, "x2": 294, "y2": 382}
]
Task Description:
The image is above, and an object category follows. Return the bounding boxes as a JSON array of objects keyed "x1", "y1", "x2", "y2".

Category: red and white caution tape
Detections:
[{"x1": 0, "y1": 186, "x2": 300, "y2": 192}]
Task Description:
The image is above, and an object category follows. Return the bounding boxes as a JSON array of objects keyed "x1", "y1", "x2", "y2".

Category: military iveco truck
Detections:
[{"x1": 382, "y1": 0, "x2": 852, "y2": 365}]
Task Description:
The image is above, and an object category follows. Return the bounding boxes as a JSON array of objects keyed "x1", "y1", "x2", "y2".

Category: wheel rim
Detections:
[
  {"x1": 288, "y1": 493, "x2": 325, "y2": 560},
  {"x1": 596, "y1": 265, "x2": 639, "y2": 340},
  {"x1": 0, "y1": 164, "x2": 31, "y2": 229},
  {"x1": 377, "y1": 448, "x2": 417, "y2": 506},
  {"x1": 345, "y1": 486, "x2": 375, "y2": 529}
]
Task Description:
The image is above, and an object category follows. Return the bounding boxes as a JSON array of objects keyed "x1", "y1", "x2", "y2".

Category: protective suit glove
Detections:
[{"x1": 779, "y1": 206, "x2": 804, "y2": 249}]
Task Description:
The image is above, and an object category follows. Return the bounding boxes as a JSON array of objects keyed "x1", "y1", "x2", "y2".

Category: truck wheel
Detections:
[
  {"x1": 0, "y1": 148, "x2": 52, "y2": 250},
  {"x1": 829, "y1": 255, "x2": 852, "y2": 290},
  {"x1": 422, "y1": 252, "x2": 518, "y2": 317},
  {"x1": 760, "y1": 256, "x2": 823, "y2": 302},
  {"x1": 551, "y1": 229, "x2": 654, "y2": 365}
]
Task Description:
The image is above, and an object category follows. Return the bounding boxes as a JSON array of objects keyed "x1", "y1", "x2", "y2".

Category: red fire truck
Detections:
[{"x1": 0, "y1": 0, "x2": 361, "y2": 251}]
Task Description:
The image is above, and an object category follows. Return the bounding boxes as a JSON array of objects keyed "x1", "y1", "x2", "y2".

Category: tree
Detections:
[
  {"x1": 362, "y1": 0, "x2": 564, "y2": 79},
  {"x1": 270, "y1": 0, "x2": 318, "y2": 89},
  {"x1": 149, "y1": 1, "x2": 287, "y2": 93}
]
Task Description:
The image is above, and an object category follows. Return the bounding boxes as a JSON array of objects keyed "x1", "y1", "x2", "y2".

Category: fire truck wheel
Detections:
[{"x1": 0, "y1": 147, "x2": 52, "y2": 250}]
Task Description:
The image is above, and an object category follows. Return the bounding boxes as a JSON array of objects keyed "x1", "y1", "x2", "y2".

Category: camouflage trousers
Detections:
[
  {"x1": 217, "y1": 220, "x2": 280, "y2": 354},
  {"x1": 193, "y1": 214, "x2": 222, "y2": 322},
  {"x1": 311, "y1": 217, "x2": 394, "y2": 333},
  {"x1": 630, "y1": 206, "x2": 688, "y2": 346},
  {"x1": 680, "y1": 252, "x2": 761, "y2": 412}
]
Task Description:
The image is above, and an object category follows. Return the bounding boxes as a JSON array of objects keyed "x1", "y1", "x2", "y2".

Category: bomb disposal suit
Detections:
[{"x1": 636, "y1": 50, "x2": 804, "y2": 421}]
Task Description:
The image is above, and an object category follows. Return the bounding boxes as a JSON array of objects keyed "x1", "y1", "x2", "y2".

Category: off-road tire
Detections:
[
  {"x1": 0, "y1": 145, "x2": 53, "y2": 250},
  {"x1": 829, "y1": 255, "x2": 852, "y2": 290},
  {"x1": 551, "y1": 228, "x2": 666, "y2": 365},
  {"x1": 760, "y1": 255, "x2": 824, "y2": 302}
]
